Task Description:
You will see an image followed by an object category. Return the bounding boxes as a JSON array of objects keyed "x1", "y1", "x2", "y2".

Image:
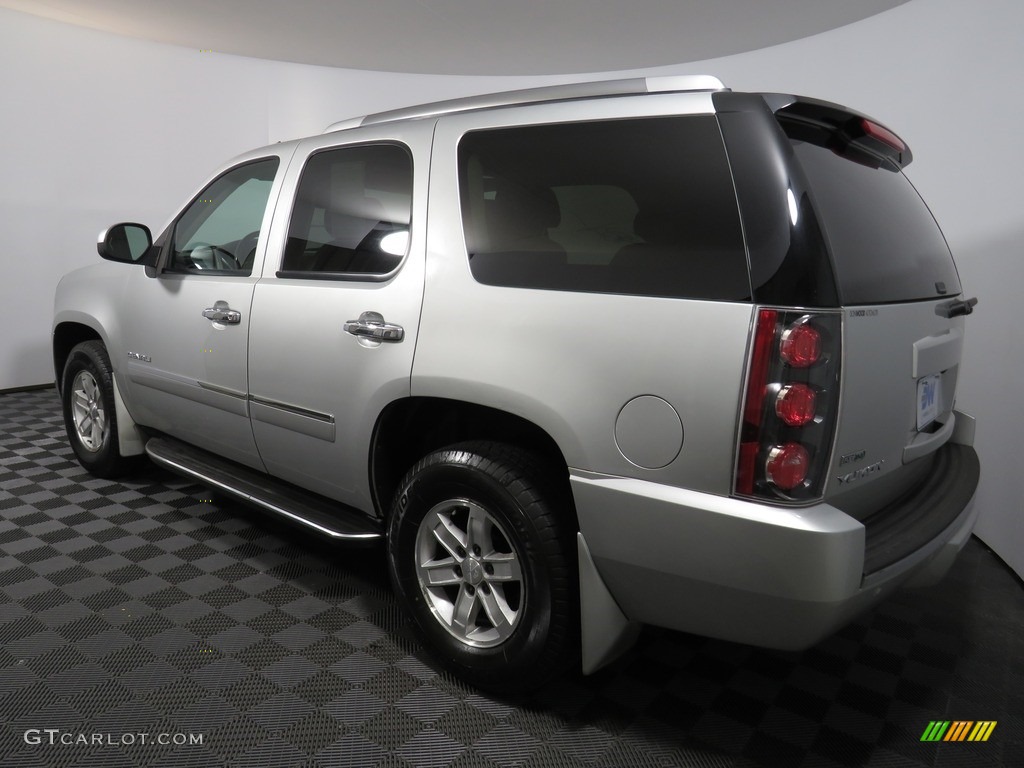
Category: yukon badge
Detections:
[
  {"x1": 127, "y1": 351, "x2": 152, "y2": 363},
  {"x1": 837, "y1": 460, "x2": 884, "y2": 486}
]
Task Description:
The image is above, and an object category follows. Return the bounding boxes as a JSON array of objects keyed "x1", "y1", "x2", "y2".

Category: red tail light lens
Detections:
[
  {"x1": 780, "y1": 322, "x2": 821, "y2": 368},
  {"x1": 743, "y1": 309, "x2": 779, "y2": 428},
  {"x1": 766, "y1": 443, "x2": 810, "y2": 490},
  {"x1": 775, "y1": 383, "x2": 816, "y2": 427}
]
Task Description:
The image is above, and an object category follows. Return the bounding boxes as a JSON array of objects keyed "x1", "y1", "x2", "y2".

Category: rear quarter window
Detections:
[{"x1": 458, "y1": 116, "x2": 750, "y2": 301}]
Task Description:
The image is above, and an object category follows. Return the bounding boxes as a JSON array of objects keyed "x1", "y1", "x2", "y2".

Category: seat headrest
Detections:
[{"x1": 486, "y1": 183, "x2": 561, "y2": 248}]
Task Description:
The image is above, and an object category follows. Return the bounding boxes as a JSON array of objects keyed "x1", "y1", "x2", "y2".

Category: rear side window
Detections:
[
  {"x1": 458, "y1": 117, "x2": 750, "y2": 301},
  {"x1": 281, "y1": 143, "x2": 412, "y2": 279},
  {"x1": 789, "y1": 140, "x2": 961, "y2": 305}
]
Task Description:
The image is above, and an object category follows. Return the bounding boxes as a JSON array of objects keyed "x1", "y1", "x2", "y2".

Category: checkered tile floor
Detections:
[{"x1": 1, "y1": 388, "x2": 1021, "y2": 767}]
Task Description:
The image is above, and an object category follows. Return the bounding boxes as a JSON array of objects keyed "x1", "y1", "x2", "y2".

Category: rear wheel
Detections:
[
  {"x1": 387, "y1": 442, "x2": 577, "y2": 692},
  {"x1": 61, "y1": 340, "x2": 137, "y2": 478}
]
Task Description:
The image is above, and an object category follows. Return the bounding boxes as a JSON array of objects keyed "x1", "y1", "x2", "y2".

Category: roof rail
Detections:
[{"x1": 323, "y1": 75, "x2": 726, "y2": 133}]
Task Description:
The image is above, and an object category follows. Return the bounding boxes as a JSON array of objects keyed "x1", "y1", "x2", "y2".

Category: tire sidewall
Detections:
[
  {"x1": 62, "y1": 342, "x2": 121, "y2": 476},
  {"x1": 388, "y1": 454, "x2": 560, "y2": 684}
]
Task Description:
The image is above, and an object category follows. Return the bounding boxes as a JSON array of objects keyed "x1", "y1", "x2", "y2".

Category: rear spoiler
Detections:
[{"x1": 761, "y1": 94, "x2": 913, "y2": 169}]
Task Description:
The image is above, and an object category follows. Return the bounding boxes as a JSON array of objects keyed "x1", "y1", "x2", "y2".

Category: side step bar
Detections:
[{"x1": 145, "y1": 436, "x2": 382, "y2": 542}]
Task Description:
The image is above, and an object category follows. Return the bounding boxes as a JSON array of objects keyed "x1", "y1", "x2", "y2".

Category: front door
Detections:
[
  {"x1": 121, "y1": 155, "x2": 285, "y2": 469},
  {"x1": 247, "y1": 133, "x2": 426, "y2": 513}
]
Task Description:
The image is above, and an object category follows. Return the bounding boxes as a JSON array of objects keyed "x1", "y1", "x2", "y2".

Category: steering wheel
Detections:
[
  {"x1": 190, "y1": 243, "x2": 240, "y2": 271},
  {"x1": 233, "y1": 230, "x2": 261, "y2": 271}
]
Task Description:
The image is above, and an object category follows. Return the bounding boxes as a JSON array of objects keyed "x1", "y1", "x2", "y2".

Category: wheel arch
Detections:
[
  {"x1": 370, "y1": 397, "x2": 577, "y2": 526},
  {"x1": 53, "y1": 321, "x2": 104, "y2": 396}
]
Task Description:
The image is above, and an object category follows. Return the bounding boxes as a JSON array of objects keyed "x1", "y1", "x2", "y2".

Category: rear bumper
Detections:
[{"x1": 572, "y1": 442, "x2": 980, "y2": 651}]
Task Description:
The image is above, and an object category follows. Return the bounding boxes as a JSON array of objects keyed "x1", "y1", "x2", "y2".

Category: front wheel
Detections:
[
  {"x1": 387, "y1": 442, "x2": 577, "y2": 693},
  {"x1": 61, "y1": 340, "x2": 137, "y2": 478}
]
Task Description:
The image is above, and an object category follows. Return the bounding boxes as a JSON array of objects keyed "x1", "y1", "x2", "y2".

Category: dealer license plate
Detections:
[{"x1": 916, "y1": 374, "x2": 941, "y2": 431}]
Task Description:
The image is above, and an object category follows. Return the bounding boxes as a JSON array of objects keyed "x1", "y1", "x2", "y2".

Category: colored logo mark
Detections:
[{"x1": 920, "y1": 721, "x2": 996, "y2": 742}]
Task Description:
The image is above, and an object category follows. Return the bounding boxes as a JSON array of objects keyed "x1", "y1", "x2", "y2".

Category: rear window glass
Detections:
[
  {"x1": 790, "y1": 140, "x2": 960, "y2": 304},
  {"x1": 458, "y1": 117, "x2": 750, "y2": 301}
]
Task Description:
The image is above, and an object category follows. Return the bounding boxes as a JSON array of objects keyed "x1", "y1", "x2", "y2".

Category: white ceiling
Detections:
[{"x1": 0, "y1": 0, "x2": 909, "y2": 75}]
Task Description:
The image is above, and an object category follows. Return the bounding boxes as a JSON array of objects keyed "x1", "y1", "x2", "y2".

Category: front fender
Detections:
[{"x1": 53, "y1": 263, "x2": 147, "y2": 455}]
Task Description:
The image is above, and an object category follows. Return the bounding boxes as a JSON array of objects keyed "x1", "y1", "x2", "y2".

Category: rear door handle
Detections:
[
  {"x1": 202, "y1": 306, "x2": 242, "y2": 324},
  {"x1": 343, "y1": 311, "x2": 404, "y2": 342}
]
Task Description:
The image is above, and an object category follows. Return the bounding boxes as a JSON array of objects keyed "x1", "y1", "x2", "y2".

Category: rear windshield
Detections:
[
  {"x1": 790, "y1": 139, "x2": 961, "y2": 305},
  {"x1": 458, "y1": 116, "x2": 750, "y2": 301}
]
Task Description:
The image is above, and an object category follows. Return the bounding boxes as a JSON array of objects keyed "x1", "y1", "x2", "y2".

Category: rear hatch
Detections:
[
  {"x1": 775, "y1": 98, "x2": 978, "y2": 568},
  {"x1": 718, "y1": 92, "x2": 978, "y2": 571},
  {"x1": 774, "y1": 102, "x2": 966, "y2": 481}
]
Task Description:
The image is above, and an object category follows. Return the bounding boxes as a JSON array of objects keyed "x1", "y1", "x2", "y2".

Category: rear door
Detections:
[
  {"x1": 716, "y1": 94, "x2": 977, "y2": 512},
  {"x1": 245, "y1": 126, "x2": 429, "y2": 514}
]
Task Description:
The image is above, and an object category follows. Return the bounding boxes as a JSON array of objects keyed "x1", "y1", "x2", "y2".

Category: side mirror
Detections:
[{"x1": 97, "y1": 223, "x2": 153, "y2": 263}]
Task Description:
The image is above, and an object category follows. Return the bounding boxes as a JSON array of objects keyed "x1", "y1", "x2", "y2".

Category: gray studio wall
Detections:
[
  {"x1": 668, "y1": 0, "x2": 1024, "y2": 581},
  {"x1": 1, "y1": 0, "x2": 1020, "y2": 579},
  {"x1": 0, "y1": 7, "x2": 564, "y2": 392}
]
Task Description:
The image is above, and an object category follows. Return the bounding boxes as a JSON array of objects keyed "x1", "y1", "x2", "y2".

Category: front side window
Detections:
[
  {"x1": 458, "y1": 117, "x2": 750, "y2": 301},
  {"x1": 169, "y1": 158, "x2": 279, "y2": 275},
  {"x1": 281, "y1": 144, "x2": 412, "y2": 279}
]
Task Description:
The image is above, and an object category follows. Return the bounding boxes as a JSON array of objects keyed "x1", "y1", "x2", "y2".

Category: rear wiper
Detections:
[{"x1": 940, "y1": 297, "x2": 978, "y2": 318}]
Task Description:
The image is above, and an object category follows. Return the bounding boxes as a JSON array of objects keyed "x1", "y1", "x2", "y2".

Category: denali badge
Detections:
[
  {"x1": 127, "y1": 351, "x2": 151, "y2": 363},
  {"x1": 839, "y1": 449, "x2": 866, "y2": 466},
  {"x1": 837, "y1": 460, "x2": 884, "y2": 486}
]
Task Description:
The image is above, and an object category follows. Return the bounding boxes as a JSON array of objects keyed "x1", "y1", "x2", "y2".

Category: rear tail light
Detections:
[
  {"x1": 780, "y1": 322, "x2": 821, "y2": 367},
  {"x1": 775, "y1": 383, "x2": 816, "y2": 427},
  {"x1": 735, "y1": 309, "x2": 841, "y2": 502},
  {"x1": 765, "y1": 443, "x2": 810, "y2": 489}
]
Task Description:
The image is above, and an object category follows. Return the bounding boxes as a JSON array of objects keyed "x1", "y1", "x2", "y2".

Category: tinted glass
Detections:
[
  {"x1": 790, "y1": 141, "x2": 961, "y2": 304},
  {"x1": 281, "y1": 144, "x2": 412, "y2": 278},
  {"x1": 714, "y1": 101, "x2": 840, "y2": 309},
  {"x1": 458, "y1": 117, "x2": 750, "y2": 301},
  {"x1": 123, "y1": 226, "x2": 150, "y2": 261},
  {"x1": 170, "y1": 158, "x2": 279, "y2": 275}
]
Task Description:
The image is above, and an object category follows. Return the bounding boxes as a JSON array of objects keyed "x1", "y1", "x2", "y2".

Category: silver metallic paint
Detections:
[
  {"x1": 571, "y1": 468, "x2": 977, "y2": 649},
  {"x1": 245, "y1": 124, "x2": 432, "y2": 510},
  {"x1": 418, "y1": 93, "x2": 750, "y2": 494},
  {"x1": 828, "y1": 301, "x2": 965, "y2": 494}
]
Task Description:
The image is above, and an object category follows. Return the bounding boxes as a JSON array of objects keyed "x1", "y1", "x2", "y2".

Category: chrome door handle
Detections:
[
  {"x1": 202, "y1": 306, "x2": 241, "y2": 324},
  {"x1": 343, "y1": 311, "x2": 404, "y2": 342}
]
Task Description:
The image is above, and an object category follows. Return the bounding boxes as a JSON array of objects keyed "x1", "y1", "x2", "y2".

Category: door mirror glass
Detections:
[{"x1": 98, "y1": 223, "x2": 153, "y2": 263}]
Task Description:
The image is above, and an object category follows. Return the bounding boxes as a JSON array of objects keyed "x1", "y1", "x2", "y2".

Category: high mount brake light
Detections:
[
  {"x1": 773, "y1": 99, "x2": 914, "y2": 168},
  {"x1": 860, "y1": 118, "x2": 906, "y2": 153},
  {"x1": 735, "y1": 309, "x2": 842, "y2": 502}
]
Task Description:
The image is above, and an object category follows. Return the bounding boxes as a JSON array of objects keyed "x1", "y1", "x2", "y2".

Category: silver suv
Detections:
[{"x1": 53, "y1": 76, "x2": 981, "y2": 692}]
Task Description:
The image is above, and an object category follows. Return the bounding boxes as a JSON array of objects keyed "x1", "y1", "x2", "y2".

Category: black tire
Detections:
[
  {"x1": 387, "y1": 441, "x2": 577, "y2": 693},
  {"x1": 61, "y1": 340, "x2": 137, "y2": 478}
]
